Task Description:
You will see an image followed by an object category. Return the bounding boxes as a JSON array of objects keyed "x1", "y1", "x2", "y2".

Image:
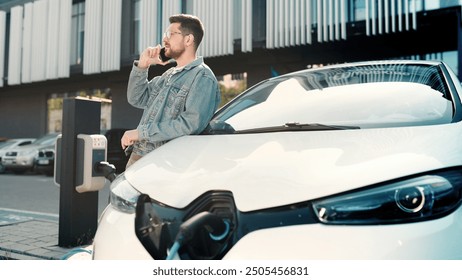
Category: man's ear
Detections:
[{"x1": 186, "y1": 34, "x2": 195, "y2": 47}]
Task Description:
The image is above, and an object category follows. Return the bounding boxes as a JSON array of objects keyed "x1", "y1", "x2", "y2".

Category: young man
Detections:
[{"x1": 121, "y1": 14, "x2": 221, "y2": 168}]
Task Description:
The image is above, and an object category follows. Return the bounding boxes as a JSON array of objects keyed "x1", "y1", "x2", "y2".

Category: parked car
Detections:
[
  {"x1": 2, "y1": 133, "x2": 59, "y2": 174},
  {"x1": 92, "y1": 60, "x2": 462, "y2": 260},
  {"x1": 0, "y1": 138, "x2": 36, "y2": 173},
  {"x1": 35, "y1": 147, "x2": 55, "y2": 176}
]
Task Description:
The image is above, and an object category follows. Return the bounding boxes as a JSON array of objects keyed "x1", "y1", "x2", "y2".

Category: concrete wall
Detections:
[{"x1": 0, "y1": 89, "x2": 47, "y2": 138}]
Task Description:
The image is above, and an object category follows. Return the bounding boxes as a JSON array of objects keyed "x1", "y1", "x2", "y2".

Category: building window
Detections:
[
  {"x1": 350, "y1": 0, "x2": 366, "y2": 22},
  {"x1": 252, "y1": 0, "x2": 266, "y2": 45},
  {"x1": 349, "y1": 0, "x2": 427, "y2": 22},
  {"x1": 132, "y1": 0, "x2": 141, "y2": 55},
  {"x1": 424, "y1": 0, "x2": 460, "y2": 10},
  {"x1": 71, "y1": 2, "x2": 85, "y2": 65}
]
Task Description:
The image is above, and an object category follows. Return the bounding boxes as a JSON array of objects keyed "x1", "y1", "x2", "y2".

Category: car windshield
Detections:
[
  {"x1": 32, "y1": 134, "x2": 58, "y2": 145},
  {"x1": 204, "y1": 62, "x2": 454, "y2": 134}
]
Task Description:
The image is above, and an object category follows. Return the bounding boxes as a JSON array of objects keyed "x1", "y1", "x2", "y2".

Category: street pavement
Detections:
[
  {"x1": 0, "y1": 173, "x2": 110, "y2": 260},
  {"x1": 0, "y1": 208, "x2": 90, "y2": 260}
]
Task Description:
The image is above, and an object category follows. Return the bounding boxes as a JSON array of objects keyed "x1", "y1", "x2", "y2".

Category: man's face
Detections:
[{"x1": 163, "y1": 23, "x2": 188, "y2": 59}]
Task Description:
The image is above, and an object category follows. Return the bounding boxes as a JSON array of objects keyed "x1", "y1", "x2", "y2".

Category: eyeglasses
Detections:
[{"x1": 163, "y1": 30, "x2": 183, "y2": 39}]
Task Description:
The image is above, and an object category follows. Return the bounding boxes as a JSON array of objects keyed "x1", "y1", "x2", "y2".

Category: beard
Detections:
[{"x1": 166, "y1": 47, "x2": 185, "y2": 60}]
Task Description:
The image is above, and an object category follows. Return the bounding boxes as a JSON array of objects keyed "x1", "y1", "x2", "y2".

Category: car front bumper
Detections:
[
  {"x1": 92, "y1": 204, "x2": 462, "y2": 260},
  {"x1": 93, "y1": 206, "x2": 152, "y2": 260},
  {"x1": 35, "y1": 158, "x2": 54, "y2": 175},
  {"x1": 1, "y1": 156, "x2": 34, "y2": 169}
]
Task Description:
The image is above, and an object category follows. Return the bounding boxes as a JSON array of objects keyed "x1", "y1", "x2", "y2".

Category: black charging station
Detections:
[{"x1": 56, "y1": 97, "x2": 101, "y2": 248}]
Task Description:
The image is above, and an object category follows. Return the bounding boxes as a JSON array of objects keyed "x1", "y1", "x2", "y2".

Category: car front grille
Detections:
[
  {"x1": 136, "y1": 190, "x2": 318, "y2": 260},
  {"x1": 38, "y1": 151, "x2": 54, "y2": 157}
]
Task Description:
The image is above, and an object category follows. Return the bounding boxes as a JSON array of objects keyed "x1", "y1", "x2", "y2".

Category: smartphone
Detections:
[
  {"x1": 159, "y1": 47, "x2": 171, "y2": 62},
  {"x1": 124, "y1": 145, "x2": 133, "y2": 157}
]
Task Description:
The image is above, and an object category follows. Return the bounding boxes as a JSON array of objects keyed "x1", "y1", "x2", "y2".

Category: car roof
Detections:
[{"x1": 0, "y1": 138, "x2": 36, "y2": 149}]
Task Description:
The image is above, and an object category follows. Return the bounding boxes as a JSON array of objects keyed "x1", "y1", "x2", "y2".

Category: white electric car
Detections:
[{"x1": 92, "y1": 60, "x2": 462, "y2": 259}]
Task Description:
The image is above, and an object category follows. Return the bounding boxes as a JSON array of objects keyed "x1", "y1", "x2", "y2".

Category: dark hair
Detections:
[{"x1": 169, "y1": 14, "x2": 204, "y2": 50}]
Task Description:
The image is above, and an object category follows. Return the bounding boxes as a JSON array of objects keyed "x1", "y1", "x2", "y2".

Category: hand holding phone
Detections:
[{"x1": 159, "y1": 47, "x2": 171, "y2": 62}]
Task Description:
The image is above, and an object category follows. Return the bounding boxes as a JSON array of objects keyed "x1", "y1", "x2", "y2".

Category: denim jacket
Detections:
[{"x1": 127, "y1": 57, "x2": 221, "y2": 156}]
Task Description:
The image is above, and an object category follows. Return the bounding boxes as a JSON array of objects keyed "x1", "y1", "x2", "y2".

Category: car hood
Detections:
[
  {"x1": 125, "y1": 123, "x2": 462, "y2": 212},
  {"x1": 38, "y1": 144, "x2": 55, "y2": 151}
]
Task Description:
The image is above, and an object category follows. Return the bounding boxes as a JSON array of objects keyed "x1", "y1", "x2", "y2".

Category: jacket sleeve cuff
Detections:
[
  {"x1": 137, "y1": 124, "x2": 150, "y2": 140},
  {"x1": 132, "y1": 60, "x2": 149, "y2": 73}
]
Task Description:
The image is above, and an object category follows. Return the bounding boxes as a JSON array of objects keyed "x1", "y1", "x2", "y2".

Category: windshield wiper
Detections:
[{"x1": 235, "y1": 122, "x2": 360, "y2": 134}]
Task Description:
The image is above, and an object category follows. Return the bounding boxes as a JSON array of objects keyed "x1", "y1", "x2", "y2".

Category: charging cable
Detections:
[
  {"x1": 166, "y1": 212, "x2": 230, "y2": 260},
  {"x1": 94, "y1": 161, "x2": 117, "y2": 182}
]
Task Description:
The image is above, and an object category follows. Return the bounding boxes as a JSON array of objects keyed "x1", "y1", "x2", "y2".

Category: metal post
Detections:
[{"x1": 58, "y1": 97, "x2": 101, "y2": 247}]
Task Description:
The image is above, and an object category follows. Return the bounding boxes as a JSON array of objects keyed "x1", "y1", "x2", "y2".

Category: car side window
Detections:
[{"x1": 19, "y1": 141, "x2": 32, "y2": 146}]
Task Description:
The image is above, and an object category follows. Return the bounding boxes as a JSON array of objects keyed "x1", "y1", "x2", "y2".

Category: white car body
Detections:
[
  {"x1": 0, "y1": 138, "x2": 36, "y2": 173},
  {"x1": 92, "y1": 60, "x2": 462, "y2": 259},
  {"x1": 1, "y1": 134, "x2": 58, "y2": 173},
  {"x1": 0, "y1": 138, "x2": 36, "y2": 154}
]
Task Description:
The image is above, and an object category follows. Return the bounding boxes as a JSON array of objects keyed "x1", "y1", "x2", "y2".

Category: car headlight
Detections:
[
  {"x1": 312, "y1": 169, "x2": 462, "y2": 225},
  {"x1": 109, "y1": 174, "x2": 141, "y2": 214}
]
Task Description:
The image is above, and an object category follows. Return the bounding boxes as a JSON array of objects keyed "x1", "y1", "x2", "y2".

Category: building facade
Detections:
[{"x1": 0, "y1": 0, "x2": 461, "y2": 138}]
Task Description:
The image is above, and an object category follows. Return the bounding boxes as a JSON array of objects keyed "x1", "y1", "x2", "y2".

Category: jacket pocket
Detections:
[{"x1": 166, "y1": 85, "x2": 189, "y2": 118}]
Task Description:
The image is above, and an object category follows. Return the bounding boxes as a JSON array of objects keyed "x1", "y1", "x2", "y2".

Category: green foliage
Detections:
[{"x1": 219, "y1": 79, "x2": 247, "y2": 107}]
